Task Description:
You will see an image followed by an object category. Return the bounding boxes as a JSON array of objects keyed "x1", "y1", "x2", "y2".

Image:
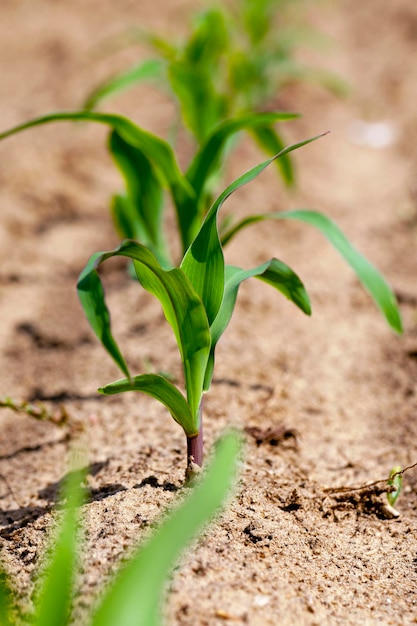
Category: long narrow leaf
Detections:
[
  {"x1": 32, "y1": 467, "x2": 85, "y2": 626},
  {"x1": 108, "y1": 130, "x2": 169, "y2": 266},
  {"x1": 250, "y1": 125, "x2": 294, "y2": 186},
  {"x1": 84, "y1": 59, "x2": 164, "y2": 111},
  {"x1": 77, "y1": 241, "x2": 210, "y2": 422},
  {"x1": 181, "y1": 133, "x2": 325, "y2": 327},
  {"x1": 204, "y1": 260, "x2": 311, "y2": 389},
  {"x1": 99, "y1": 374, "x2": 196, "y2": 436},
  {"x1": 221, "y1": 209, "x2": 402, "y2": 333},
  {"x1": 90, "y1": 431, "x2": 242, "y2": 626},
  {"x1": 185, "y1": 111, "x2": 299, "y2": 199}
]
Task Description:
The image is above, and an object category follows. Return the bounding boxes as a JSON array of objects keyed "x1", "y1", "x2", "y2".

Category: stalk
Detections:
[{"x1": 186, "y1": 404, "x2": 203, "y2": 469}]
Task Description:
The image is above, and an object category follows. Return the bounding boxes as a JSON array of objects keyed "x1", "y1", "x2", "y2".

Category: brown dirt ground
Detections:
[{"x1": 1, "y1": 1, "x2": 417, "y2": 624}]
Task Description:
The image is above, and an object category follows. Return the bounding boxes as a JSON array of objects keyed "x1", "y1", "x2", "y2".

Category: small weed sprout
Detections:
[{"x1": 387, "y1": 466, "x2": 402, "y2": 510}]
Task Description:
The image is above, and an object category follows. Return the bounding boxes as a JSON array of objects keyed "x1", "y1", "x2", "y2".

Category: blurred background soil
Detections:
[{"x1": 0, "y1": 1, "x2": 417, "y2": 624}]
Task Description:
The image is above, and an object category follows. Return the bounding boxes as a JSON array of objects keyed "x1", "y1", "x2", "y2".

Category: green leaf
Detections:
[
  {"x1": 77, "y1": 241, "x2": 211, "y2": 421},
  {"x1": 108, "y1": 130, "x2": 169, "y2": 266},
  {"x1": 110, "y1": 193, "x2": 142, "y2": 241},
  {"x1": 250, "y1": 125, "x2": 294, "y2": 186},
  {"x1": 284, "y1": 210, "x2": 403, "y2": 333},
  {"x1": 204, "y1": 260, "x2": 311, "y2": 389},
  {"x1": 32, "y1": 466, "x2": 85, "y2": 626},
  {"x1": 77, "y1": 252, "x2": 130, "y2": 380},
  {"x1": 186, "y1": 111, "x2": 299, "y2": 200},
  {"x1": 222, "y1": 209, "x2": 403, "y2": 333},
  {"x1": 99, "y1": 373, "x2": 196, "y2": 436},
  {"x1": 90, "y1": 431, "x2": 242, "y2": 626},
  {"x1": 181, "y1": 133, "x2": 324, "y2": 327},
  {"x1": 0, "y1": 567, "x2": 15, "y2": 626},
  {"x1": 83, "y1": 59, "x2": 164, "y2": 111}
]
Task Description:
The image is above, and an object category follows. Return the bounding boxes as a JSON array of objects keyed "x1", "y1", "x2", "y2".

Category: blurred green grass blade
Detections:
[
  {"x1": 32, "y1": 467, "x2": 85, "y2": 626},
  {"x1": 111, "y1": 193, "x2": 143, "y2": 240},
  {"x1": 77, "y1": 241, "x2": 210, "y2": 422},
  {"x1": 204, "y1": 260, "x2": 311, "y2": 389},
  {"x1": 280, "y1": 210, "x2": 403, "y2": 333},
  {"x1": 0, "y1": 566, "x2": 16, "y2": 626},
  {"x1": 90, "y1": 431, "x2": 242, "y2": 626},
  {"x1": 108, "y1": 130, "x2": 169, "y2": 266},
  {"x1": 186, "y1": 111, "x2": 299, "y2": 198},
  {"x1": 77, "y1": 252, "x2": 130, "y2": 380},
  {"x1": 99, "y1": 373, "x2": 196, "y2": 436},
  {"x1": 83, "y1": 59, "x2": 164, "y2": 111},
  {"x1": 168, "y1": 61, "x2": 226, "y2": 144},
  {"x1": 250, "y1": 125, "x2": 294, "y2": 186}
]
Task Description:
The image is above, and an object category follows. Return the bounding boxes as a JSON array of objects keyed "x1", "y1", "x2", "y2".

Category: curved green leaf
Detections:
[
  {"x1": 181, "y1": 133, "x2": 325, "y2": 327},
  {"x1": 90, "y1": 431, "x2": 242, "y2": 626},
  {"x1": 77, "y1": 241, "x2": 211, "y2": 420},
  {"x1": 99, "y1": 373, "x2": 196, "y2": 436},
  {"x1": 185, "y1": 111, "x2": 299, "y2": 199},
  {"x1": 83, "y1": 59, "x2": 164, "y2": 111},
  {"x1": 204, "y1": 259, "x2": 311, "y2": 389},
  {"x1": 250, "y1": 124, "x2": 294, "y2": 186},
  {"x1": 0, "y1": 110, "x2": 197, "y2": 254},
  {"x1": 221, "y1": 209, "x2": 402, "y2": 333},
  {"x1": 108, "y1": 130, "x2": 169, "y2": 266}
]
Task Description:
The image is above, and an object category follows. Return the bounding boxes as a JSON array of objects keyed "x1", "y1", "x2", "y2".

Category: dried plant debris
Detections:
[
  {"x1": 244, "y1": 424, "x2": 298, "y2": 447},
  {"x1": 321, "y1": 463, "x2": 416, "y2": 520}
]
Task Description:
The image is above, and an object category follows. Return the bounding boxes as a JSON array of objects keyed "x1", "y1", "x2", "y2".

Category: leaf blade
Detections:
[
  {"x1": 32, "y1": 466, "x2": 85, "y2": 626},
  {"x1": 77, "y1": 241, "x2": 211, "y2": 423},
  {"x1": 222, "y1": 209, "x2": 402, "y2": 333},
  {"x1": 99, "y1": 374, "x2": 196, "y2": 436},
  {"x1": 204, "y1": 260, "x2": 311, "y2": 389}
]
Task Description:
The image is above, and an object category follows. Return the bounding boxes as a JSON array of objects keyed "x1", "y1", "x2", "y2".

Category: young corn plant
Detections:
[
  {"x1": 0, "y1": 432, "x2": 241, "y2": 626},
  {"x1": 85, "y1": 0, "x2": 347, "y2": 144},
  {"x1": 0, "y1": 113, "x2": 402, "y2": 471}
]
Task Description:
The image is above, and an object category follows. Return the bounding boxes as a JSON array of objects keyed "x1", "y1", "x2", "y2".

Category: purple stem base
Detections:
[{"x1": 187, "y1": 421, "x2": 203, "y2": 468}]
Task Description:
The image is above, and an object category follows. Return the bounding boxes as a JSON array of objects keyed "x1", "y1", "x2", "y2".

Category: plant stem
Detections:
[{"x1": 187, "y1": 404, "x2": 203, "y2": 468}]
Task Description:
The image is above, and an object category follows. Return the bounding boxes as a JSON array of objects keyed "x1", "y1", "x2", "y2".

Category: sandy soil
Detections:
[{"x1": 1, "y1": 1, "x2": 417, "y2": 624}]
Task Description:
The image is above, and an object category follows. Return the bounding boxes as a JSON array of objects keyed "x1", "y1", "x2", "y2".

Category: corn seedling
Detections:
[
  {"x1": 0, "y1": 111, "x2": 402, "y2": 470},
  {"x1": 0, "y1": 432, "x2": 241, "y2": 626},
  {"x1": 85, "y1": 0, "x2": 347, "y2": 146}
]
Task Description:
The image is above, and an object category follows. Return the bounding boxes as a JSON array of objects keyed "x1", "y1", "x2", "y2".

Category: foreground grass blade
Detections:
[
  {"x1": 32, "y1": 467, "x2": 85, "y2": 626},
  {"x1": 84, "y1": 59, "x2": 164, "y2": 111},
  {"x1": 77, "y1": 241, "x2": 211, "y2": 422},
  {"x1": 99, "y1": 373, "x2": 196, "y2": 436},
  {"x1": 0, "y1": 567, "x2": 16, "y2": 626},
  {"x1": 221, "y1": 209, "x2": 402, "y2": 333},
  {"x1": 90, "y1": 431, "x2": 242, "y2": 626}
]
